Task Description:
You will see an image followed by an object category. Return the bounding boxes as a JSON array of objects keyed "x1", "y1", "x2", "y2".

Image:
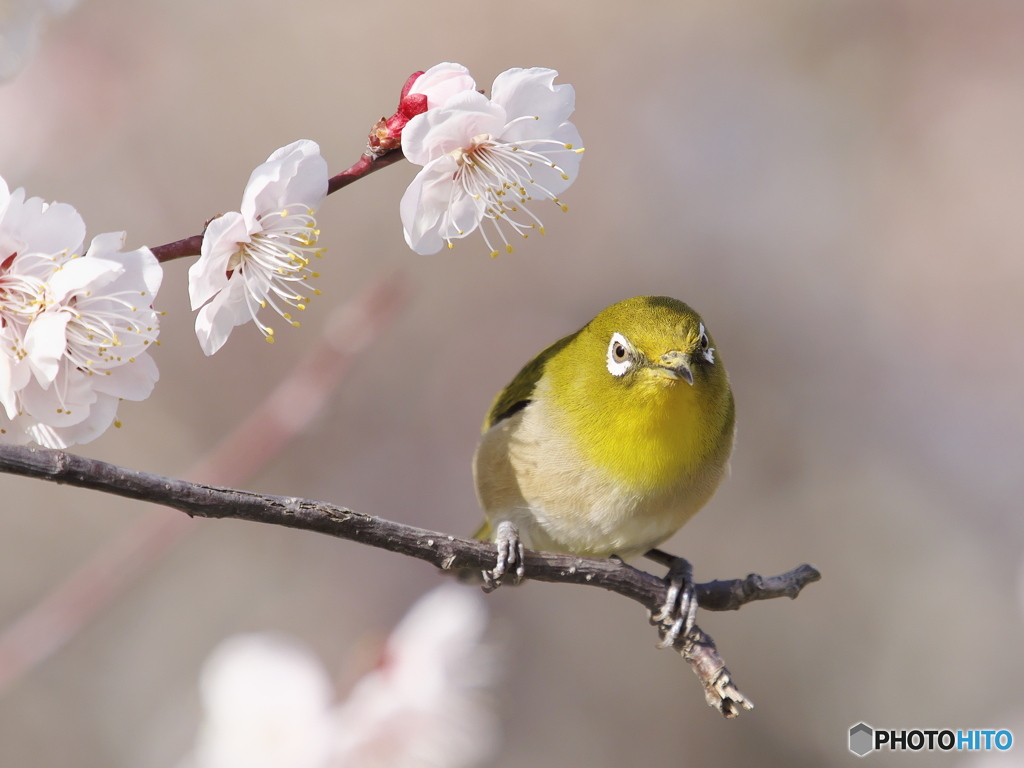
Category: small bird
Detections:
[{"x1": 472, "y1": 296, "x2": 735, "y2": 640}]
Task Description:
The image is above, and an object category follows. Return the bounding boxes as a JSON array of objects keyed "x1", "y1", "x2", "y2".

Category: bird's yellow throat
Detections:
[{"x1": 546, "y1": 360, "x2": 734, "y2": 494}]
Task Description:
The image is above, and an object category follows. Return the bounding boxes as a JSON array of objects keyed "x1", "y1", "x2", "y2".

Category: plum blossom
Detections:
[
  {"x1": 189, "y1": 140, "x2": 328, "y2": 355},
  {"x1": 0, "y1": 175, "x2": 161, "y2": 447},
  {"x1": 332, "y1": 583, "x2": 500, "y2": 768},
  {"x1": 400, "y1": 66, "x2": 585, "y2": 257},
  {"x1": 188, "y1": 633, "x2": 338, "y2": 768},
  {"x1": 178, "y1": 585, "x2": 499, "y2": 768}
]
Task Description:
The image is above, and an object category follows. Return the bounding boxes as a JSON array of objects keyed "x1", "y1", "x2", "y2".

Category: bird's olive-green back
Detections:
[{"x1": 482, "y1": 332, "x2": 576, "y2": 432}]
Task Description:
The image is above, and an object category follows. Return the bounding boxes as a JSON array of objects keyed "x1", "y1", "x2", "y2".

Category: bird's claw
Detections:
[
  {"x1": 482, "y1": 520, "x2": 525, "y2": 592},
  {"x1": 651, "y1": 555, "x2": 698, "y2": 649}
]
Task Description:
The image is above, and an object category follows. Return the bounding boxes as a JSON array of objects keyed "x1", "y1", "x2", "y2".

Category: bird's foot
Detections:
[
  {"x1": 647, "y1": 551, "x2": 698, "y2": 649},
  {"x1": 482, "y1": 520, "x2": 525, "y2": 593}
]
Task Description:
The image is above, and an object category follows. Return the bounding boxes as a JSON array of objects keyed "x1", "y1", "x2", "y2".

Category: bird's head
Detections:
[{"x1": 553, "y1": 296, "x2": 726, "y2": 405}]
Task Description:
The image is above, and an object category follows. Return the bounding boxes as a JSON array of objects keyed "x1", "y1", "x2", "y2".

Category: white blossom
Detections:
[
  {"x1": 180, "y1": 585, "x2": 499, "y2": 768},
  {"x1": 332, "y1": 584, "x2": 499, "y2": 768},
  {"x1": 0, "y1": 175, "x2": 160, "y2": 447},
  {"x1": 189, "y1": 139, "x2": 328, "y2": 355},
  {"x1": 188, "y1": 634, "x2": 338, "y2": 768},
  {"x1": 401, "y1": 67, "x2": 585, "y2": 257}
]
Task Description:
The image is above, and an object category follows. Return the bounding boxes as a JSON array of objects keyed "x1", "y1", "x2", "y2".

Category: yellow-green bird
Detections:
[{"x1": 472, "y1": 296, "x2": 735, "y2": 636}]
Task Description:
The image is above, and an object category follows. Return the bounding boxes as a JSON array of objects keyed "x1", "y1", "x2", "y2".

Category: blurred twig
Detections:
[
  {"x1": 0, "y1": 439, "x2": 818, "y2": 714},
  {"x1": 0, "y1": 274, "x2": 409, "y2": 696}
]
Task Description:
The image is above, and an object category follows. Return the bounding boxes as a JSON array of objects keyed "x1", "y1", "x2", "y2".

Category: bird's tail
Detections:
[
  {"x1": 471, "y1": 519, "x2": 493, "y2": 542},
  {"x1": 456, "y1": 519, "x2": 493, "y2": 585}
]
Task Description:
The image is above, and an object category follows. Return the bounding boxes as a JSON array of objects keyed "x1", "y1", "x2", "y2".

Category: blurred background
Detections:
[{"x1": 2, "y1": 0, "x2": 1024, "y2": 765}]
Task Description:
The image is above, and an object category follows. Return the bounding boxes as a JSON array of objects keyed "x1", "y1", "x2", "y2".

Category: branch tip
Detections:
[{"x1": 679, "y1": 627, "x2": 755, "y2": 718}]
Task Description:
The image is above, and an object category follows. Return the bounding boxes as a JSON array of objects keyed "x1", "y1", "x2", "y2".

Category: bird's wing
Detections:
[{"x1": 482, "y1": 331, "x2": 576, "y2": 433}]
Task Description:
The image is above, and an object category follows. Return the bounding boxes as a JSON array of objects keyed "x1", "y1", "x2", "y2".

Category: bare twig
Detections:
[
  {"x1": 149, "y1": 235, "x2": 205, "y2": 264},
  {"x1": 0, "y1": 444, "x2": 819, "y2": 714},
  {"x1": 680, "y1": 627, "x2": 754, "y2": 717},
  {"x1": 694, "y1": 566, "x2": 822, "y2": 612}
]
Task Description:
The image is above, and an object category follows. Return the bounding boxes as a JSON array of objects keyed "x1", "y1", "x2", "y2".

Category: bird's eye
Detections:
[
  {"x1": 697, "y1": 323, "x2": 715, "y2": 364},
  {"x1": 606, "y1": 332, "x2": 633, "y2": 377}
]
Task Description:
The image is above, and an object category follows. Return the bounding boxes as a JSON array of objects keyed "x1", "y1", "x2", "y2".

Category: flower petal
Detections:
[
  {"x1": 26, "y1": 393, "x2": 120, "y2": 449},
  {"x1": 84, "y1": 230, "x2": 126, "y2": 257},
  {"x1": 86, "y1": 235, "x2": 162, "y2": 299},
  {"x1": 443, "y1": 184, "x2": 486, "y2": 242},
  {"x1": 23, "y1": 310, "x2": 70, "y2": 386},
  {"x1": 239, "y1": 140, "x2": 328, "y2": 224},
  {"x1": 91, "y1": 352, "x2": 158, "y2": 400},
  {"x1": 194, "y1": 276, "x2": 252, "y2": 356},
  {"x1": 190, "y1": 211, "x2": 248, "y2": 310},
  {"x1": 402, "y1": 91, "x2": 505, "y2": 166},
  {"x1": 17, "y1": 199, "x2": 86, "y2": 258},
  {"x1": 491, "y1": 67, "x2": 576, "y2": 141},
  {"x1": 19, "y1": 368, "x2": 97, "y2": 427},
  {"x1": 96, "y1": 243, "x2": 162, "y2": 297},
  {"x1": 410, "y1": 62, "x2": 477, "y2": 109},
  {"x1": 401, "y1": 158, "x2": 462, "y2": 255},
  {"x1": 0, "y1": 350, "x2": 17, "y2": 420},
  {"x1": 47, "y1": 252, "x2": 122, "y2": 303}
]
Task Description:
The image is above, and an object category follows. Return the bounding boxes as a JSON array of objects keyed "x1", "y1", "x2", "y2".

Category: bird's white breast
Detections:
[{"x1": 473, "y1": 390, "x2": 726, "y2": 559}]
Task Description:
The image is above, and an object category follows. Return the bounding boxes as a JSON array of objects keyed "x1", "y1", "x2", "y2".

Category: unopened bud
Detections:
[{"x1": 367, "y1": 70, "x2": 426, "y2": 157}]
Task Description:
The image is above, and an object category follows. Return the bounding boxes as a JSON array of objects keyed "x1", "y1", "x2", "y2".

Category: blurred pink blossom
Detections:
[{"x1": 180, "y1": 584, "x2": 499, "y2": 768}]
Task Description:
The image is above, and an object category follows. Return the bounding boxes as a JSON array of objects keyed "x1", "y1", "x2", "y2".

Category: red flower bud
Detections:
[{"x1": 368, "y1": 71, "x2": 427, "y2": 156}]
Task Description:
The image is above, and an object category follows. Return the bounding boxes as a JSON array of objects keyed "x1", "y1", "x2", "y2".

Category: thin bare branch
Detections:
[
  {"x1": 150, "y1": 235, "x2": 205, "y2": 263},
  {"x1": 0, "y1": 443, "x2": 819, "y2": 715},
  {"x1": 679, "y1": 627, "x2": 755, "y2": 717}
]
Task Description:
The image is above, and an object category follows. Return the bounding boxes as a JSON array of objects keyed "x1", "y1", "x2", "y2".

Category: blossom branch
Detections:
[
  {"x1": 149, "y1": 149, "x2": 407, "y2": 264},
  {"x1": 150, "y1": 234, "x2": 205, "y2": 264},
  {"x1": 327, "y1": 149, "x2": 405, "y2": 195},
  {"x1": 148, "y1": 70, "x2": 427, "y2": 265},
  {"x1": 0, "y1": 444, "x2": 819, "y2": 715}
]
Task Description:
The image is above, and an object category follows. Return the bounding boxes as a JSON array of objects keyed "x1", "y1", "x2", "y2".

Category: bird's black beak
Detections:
[{"x1": 657, "y1": 351, "x2": 694, "y2": 385}]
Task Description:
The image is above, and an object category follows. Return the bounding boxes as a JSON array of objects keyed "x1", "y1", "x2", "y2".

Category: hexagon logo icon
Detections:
[{"x1": 849, "y1": 722, "x2": 874, "y2": 757}]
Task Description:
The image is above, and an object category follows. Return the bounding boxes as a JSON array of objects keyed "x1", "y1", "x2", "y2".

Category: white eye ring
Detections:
[
  {"x1": 698, "y1": 322, "x2": 715, "y2": 364},
  {"x1": 607, "y1": 332, "x2": 633, "y2": 377}
]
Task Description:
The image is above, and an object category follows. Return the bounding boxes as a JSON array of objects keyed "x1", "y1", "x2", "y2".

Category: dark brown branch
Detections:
[
  {"x1": 150, "y1": 235, "x2": 205, "y2": 263},
  {"x1": 0, "y1": 444, "x2": 819, "y2": 716},
  {"x1": 695, "y1": 565, "x2": 822, "y2": 611}
]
